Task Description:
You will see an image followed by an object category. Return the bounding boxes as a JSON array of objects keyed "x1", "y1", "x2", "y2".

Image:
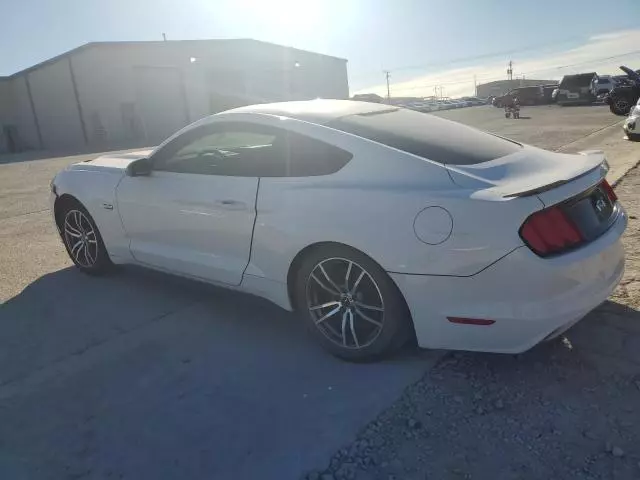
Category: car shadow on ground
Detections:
[
  {"x1": 0, "y1": 265, "x2": 426, "y2": 383},
  {"x1": 0, "y1": 266, "x2": 432, "y2": 479}
]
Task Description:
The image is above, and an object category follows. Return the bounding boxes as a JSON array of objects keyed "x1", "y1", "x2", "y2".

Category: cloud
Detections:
[{"x1": 353, "y1": 29, "x2": 640, "y2": 99}]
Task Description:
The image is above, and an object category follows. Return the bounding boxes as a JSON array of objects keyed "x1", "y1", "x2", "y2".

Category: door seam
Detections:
[{"x1": 241, "y1": 177, "x2": 261, "y2": 281}]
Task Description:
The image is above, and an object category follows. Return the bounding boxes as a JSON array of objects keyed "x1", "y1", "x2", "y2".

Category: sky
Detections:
[{"x1": 2, "y1": 0, "x2": 640, "y2": 98}]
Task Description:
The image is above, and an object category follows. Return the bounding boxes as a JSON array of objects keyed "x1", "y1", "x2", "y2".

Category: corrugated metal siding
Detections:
[{"x1": 0, "y1": 40, "x2": 349, "y2": 152}]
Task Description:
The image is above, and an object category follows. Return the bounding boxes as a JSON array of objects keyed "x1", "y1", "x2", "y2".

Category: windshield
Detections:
[{"x1": 329, "y1": 108, "x2": 521, "y2": 165}]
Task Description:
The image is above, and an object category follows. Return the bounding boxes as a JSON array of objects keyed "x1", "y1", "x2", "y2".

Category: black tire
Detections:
[
  {"x1": 293, "y1": 244, "x2": 412, "y2": 362},
  {"x1": 57, "y1": 198, "x2": 112, "y2": 275},
  {"x1": 610, "y1": 98, "x2": 631, "y2": 116},
  {"x1": 626, "y1": 132, "x2": 640, "y2": 142}
]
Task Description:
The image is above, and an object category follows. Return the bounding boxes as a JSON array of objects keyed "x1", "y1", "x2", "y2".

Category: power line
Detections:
[
  {"x1": 386, "y1": 49, "x2": 640, "y2": 94},
  {"x1": 351, "y1": 33, "x2": 597, "y2": 80}
]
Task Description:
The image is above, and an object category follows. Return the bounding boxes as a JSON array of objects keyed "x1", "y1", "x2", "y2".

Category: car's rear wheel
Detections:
[
  {"x1": 58, "y1": 200, "x2": 112, "y2": 274},
  {"x1": 294, "y1": 244, "x2": 411, "y2": 361}
]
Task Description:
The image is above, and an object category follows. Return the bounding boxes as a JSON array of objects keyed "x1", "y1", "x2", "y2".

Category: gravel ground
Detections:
[{"x1": 305, "y1": 166, "x2": 640, "y2": 480}]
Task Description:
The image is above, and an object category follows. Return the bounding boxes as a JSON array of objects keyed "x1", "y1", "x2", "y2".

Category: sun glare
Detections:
[{"x1": 234, "y1": 0, "x2": 324, "y2": 32}]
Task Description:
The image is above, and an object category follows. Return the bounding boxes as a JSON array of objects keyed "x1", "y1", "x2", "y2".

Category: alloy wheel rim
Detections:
[
  {"x1": 306, "y1": 257, "x2": 385, "y2": 350},
  {"x1": 616, "y1": 99, "x2": 629, "y2": 112},
  {"x1": 63, "y1": 209, "x2": 98, "y2": 268}
]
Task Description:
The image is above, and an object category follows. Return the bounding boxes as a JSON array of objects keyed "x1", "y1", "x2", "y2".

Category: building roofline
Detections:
[
  {"x1": 4, "y1": 39, "x2": 347, "y2": 79},
  {"x1": 5, "y1": 43, "x2": 94, "y2": 79}
]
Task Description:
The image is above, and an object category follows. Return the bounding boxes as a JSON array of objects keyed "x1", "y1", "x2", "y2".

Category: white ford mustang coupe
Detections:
[{"x1": 50, "y1": 100, "x2": 626, "y2": 361}]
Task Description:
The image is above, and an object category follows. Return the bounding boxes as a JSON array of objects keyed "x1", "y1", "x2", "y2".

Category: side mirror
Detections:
[{"x1": 126, "y1": 157, "x2": 152, "y2": 177}]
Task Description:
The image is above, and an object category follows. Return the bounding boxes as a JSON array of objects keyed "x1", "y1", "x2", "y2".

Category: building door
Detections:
[{"x1": 134, "y1": 66, "x2": 190, "y2": 145}]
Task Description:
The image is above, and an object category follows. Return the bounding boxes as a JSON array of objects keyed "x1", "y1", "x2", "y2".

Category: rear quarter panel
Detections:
[{"x1": 245, "y1": 123, "x2": 542, "y2": 284}]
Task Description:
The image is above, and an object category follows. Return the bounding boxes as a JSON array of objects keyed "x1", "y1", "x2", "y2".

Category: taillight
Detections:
[
  {"x1": 520, "y1": 205, "x2": 584, "y2": 257},
  {"x1": 601, "y1": 179, "x2": 617, "y2": 203}
]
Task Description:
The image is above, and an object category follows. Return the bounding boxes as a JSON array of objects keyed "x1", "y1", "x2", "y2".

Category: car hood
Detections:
[
  {"x1": 68, "y1": 149, "x2": 154, "y2": 174},
  {"x1": 620, "y1": 65, "x2": 640, "y2": 83}
]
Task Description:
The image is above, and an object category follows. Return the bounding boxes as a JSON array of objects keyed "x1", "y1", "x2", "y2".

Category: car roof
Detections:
[{"x1": 221, "y1": 99, "x2": 396, "y2": 125}]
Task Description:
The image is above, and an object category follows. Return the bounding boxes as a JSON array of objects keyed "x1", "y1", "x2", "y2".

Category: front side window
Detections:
[
  {"x1": 152, "y1": 123, "x2": 279, "y2": 176},
  {"x1": 151, "y1": 122, "x2": 352, "y2": 177}
]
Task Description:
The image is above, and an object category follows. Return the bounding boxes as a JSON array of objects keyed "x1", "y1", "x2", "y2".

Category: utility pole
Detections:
[
  {"x1": 474, "y1": 75, "x2": 477, "y2": 96},
  {"x1": 162, "y1": 33, "x2": 167, "y2": 41},
  {"x1": 384, "y1": 71, "x2": 391, "y2": 103},
  {"x1": 507, "y1": 60, "x2": 513, "y2": 81}
]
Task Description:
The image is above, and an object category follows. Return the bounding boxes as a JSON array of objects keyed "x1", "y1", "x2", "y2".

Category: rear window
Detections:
[
  {"x1": 559, "y1": 73, "x2": 596, "y2": 89},
  {"x1": 328, "y1": 108, "x2": 521, "y2": 165}
]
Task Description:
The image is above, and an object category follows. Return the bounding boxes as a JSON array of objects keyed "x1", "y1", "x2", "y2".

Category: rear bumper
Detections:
[{"x1": 391, "y1": 208, "x2": 627, "y2": 353}]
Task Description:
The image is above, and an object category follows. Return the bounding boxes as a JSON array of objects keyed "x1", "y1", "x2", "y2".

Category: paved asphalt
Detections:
[{"x1": 0, "y1": 104, "x2": 635, "y2": 479}]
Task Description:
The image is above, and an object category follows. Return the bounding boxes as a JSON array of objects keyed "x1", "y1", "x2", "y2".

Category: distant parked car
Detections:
[
  {"x1": 556, "y1": 73, "x2": 597, "y2": 105},
  {"x1": 591, "y1": 75, "x2": 616, "y2": 97},
  {"x1": 411, "y1": 102, "x2": 437, "y2": 113},
  {"x1": 352, "y1": 93, "x2": 384, "y2": 104},
  {"x1": 437, "y1": 100, "x2": 455, "y2": 110},
  {"x1": 466, "y1": 96, "x2": 489, "y2": 106},
  {"x1": 493, "y1": 86, "x2": 544, "y2": 107},
  {"x1": 450, "y1": 99, "x2": 467, "y2": 108}
]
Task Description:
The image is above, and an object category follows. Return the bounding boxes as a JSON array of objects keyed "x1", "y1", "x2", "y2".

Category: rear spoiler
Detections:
[{"x1": 502, "y1": 150, "x2": 608, "y2": 198}]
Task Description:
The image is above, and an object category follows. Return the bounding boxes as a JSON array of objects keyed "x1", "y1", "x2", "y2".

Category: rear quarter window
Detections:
[
  {"x1": 282, "y1": 132, "x2": 353, "y2": 177},
  {"x1": 329, "y1": 108, "x2": 521, "y2": 165}
]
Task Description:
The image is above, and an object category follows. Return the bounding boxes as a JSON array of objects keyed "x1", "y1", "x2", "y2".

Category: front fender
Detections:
[{"x1": 52, "y1": 169, "x2": 133, "y2": 262}]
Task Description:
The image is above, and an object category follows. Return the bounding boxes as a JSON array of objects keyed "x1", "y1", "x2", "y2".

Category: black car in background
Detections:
[
  {"x1": 606, "y1": 66, "x2": 640, "y2": 116},
  {"x1": 556, "y1": 73, "x2": 597, "y2": 105},
  {"x1": 492, "y1": 86, "x2": 544, "y2": 107},
  {"x1": 542, "y1": 84, "x2": 559, "y2": 104}
]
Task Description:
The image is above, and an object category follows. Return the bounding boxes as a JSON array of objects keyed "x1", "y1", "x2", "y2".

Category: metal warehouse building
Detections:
[{"x1": 0, "y1": 39, "x2": 349, "y2": 153}]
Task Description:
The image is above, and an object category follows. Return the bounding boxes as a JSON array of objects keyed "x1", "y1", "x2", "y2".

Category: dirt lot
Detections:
[
  {"x1": 306, "y1": 165, "x2": 640, "y2": 480},
  {"x1": 433, "y1": 104, "x2": 621, "y2": 151},
  {"x1": 1, "y1": 104, "x2": 639, "y2": 480}
]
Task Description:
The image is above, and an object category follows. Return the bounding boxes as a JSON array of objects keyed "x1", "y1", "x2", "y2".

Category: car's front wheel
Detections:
[
  {"x1": 294, "y1": 245, "x2": 411, "y2": 361},
  {"x1": 58, "y1": 199, "x2": 112, "y2": 274}
]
